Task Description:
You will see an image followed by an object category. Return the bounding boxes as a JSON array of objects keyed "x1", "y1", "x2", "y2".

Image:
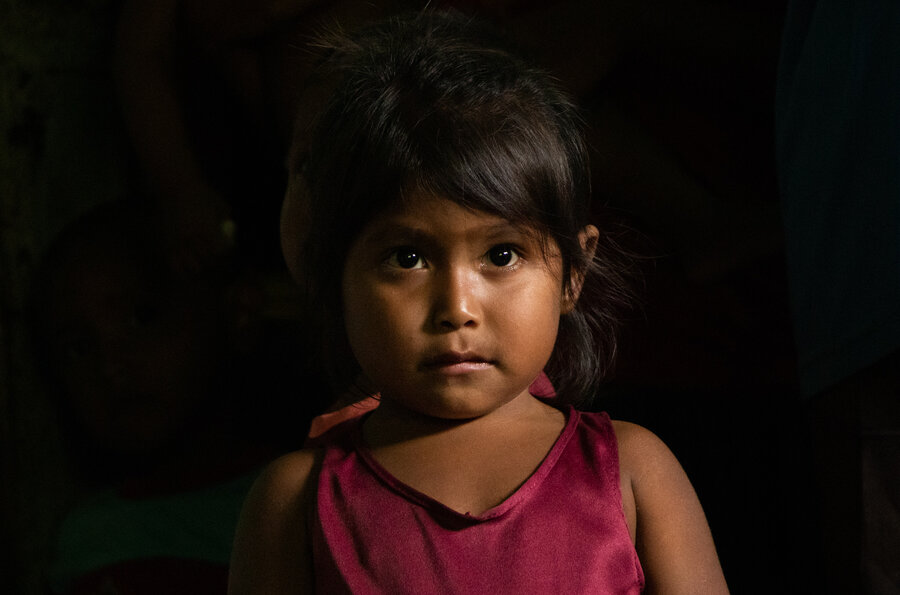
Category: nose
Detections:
[{"x1": 430, "y1": 266, "x2": 481, "y2": 331}]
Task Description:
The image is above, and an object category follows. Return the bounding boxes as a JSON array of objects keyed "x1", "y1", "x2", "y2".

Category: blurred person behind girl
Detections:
[{"x1": 30, "y1": 201, "x2": 323, "y2": 594}]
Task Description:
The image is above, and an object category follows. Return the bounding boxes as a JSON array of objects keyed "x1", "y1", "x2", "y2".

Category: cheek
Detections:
[
  {"x1": 343, "y1": 274, "x2": 384, "y2": 375},
  {"x1": 496, "y1": 280, "x2": 562, "y2": 364},
  {"x1": 343, "y1": 278, "x2": 416, "y2": 372}
]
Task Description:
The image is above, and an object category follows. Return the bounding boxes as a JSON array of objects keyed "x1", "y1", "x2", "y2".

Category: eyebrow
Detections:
[
  {"x1": 359, "y1": 223, "x2": 434, "y2": 247},
  {"x1": 360, "y1": 219, "x2": 528, "y2": 246}
]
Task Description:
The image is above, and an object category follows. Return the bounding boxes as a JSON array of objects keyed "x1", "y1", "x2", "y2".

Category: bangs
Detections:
[
  {"x1": 303, "y1": 12, "x2": 588, "y2": 246},
  {"x1": 406, "y1": 100, "x2": 582, "y2": 234}
]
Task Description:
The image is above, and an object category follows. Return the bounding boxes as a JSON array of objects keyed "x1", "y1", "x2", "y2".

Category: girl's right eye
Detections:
[{"x1": 387, "y1": 247, "x2": 425, "y2": 269}]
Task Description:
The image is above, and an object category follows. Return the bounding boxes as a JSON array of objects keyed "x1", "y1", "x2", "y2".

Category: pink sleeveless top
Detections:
[{"x1": 311, "y1": 407, "x2": 644, "y2": 594}]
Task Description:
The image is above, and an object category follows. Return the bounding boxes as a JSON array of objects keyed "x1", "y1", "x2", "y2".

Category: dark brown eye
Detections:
[
  {"x1": 390, "y1": 247, "x2": 424, "y2": 269},
  {"x1": 487, "y1": 245, "x2": 519, "y2": 267}
]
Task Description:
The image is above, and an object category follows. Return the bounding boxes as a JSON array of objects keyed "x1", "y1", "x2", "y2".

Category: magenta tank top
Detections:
[{"x1": 311, "y1": 407, "x2": 644, "y2": 594}]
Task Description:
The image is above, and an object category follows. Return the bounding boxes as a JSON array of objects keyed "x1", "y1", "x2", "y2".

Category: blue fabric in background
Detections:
[{"x1": 776, "y1": 0, "x2": 900, "y2": 396}]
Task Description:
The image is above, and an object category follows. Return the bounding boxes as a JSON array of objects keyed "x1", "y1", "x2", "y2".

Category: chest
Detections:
[
  {"x1": 368, "y1": 430, "x2": 562, "y2": 516},
  {"x1": 311, "y1": 415, "x2": 644, "y2": 594}
]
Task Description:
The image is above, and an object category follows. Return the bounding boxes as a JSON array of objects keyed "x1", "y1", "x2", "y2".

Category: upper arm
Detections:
[
  {"x1": 228, "y1": 450, "x2": 318, "y2": 595},
  {"x1": 613, "y1": 421, "x2": 729, "y2": 595}
]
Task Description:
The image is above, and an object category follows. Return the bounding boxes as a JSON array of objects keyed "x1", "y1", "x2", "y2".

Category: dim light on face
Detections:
[{"x1": 341, "y1": 194, "x2": 566, "y2": 421}]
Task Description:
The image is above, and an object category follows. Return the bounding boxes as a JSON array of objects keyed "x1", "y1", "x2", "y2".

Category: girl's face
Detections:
[{"x1": 342, "y1": 194, "x2": 567, "y2": 420}]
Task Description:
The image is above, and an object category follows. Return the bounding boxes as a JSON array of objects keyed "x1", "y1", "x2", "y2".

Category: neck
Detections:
[
  {"x1": 361, "y1": 391, "x2": 553, "y2": 449},
  {"x1": 358, "y1": 392, "x2": 567, "y2": 517}
]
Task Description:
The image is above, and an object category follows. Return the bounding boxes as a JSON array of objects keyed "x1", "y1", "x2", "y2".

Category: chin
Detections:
[{"x1": 411, "y1": 393, "x2": 513, "y2": 421}]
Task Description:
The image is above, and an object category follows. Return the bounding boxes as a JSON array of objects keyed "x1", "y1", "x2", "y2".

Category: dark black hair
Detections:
[{"x1": 293, "y1": 10, "x2": 634, "y2": 406}]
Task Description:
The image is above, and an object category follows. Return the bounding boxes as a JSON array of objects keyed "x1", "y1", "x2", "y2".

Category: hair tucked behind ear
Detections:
[
  {"x1": 551, "y1": 221, "x2": 639, "y2": 406},
  {"x1": 291, "y1": 9, "x2": 637, "y2": 406}
]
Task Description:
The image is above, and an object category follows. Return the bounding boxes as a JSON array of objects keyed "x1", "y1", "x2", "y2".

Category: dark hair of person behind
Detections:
[{"x1": 294, "y1": 10, "x2": 635, "y2": 406}]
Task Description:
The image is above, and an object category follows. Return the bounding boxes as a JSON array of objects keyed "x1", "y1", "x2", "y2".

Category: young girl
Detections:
[{"x1": 230, "y1": 11, "x2": 728, "y2": 594}]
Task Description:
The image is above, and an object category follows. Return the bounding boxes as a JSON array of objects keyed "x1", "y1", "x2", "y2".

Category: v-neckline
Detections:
[{"x1": 351, "y1": 406, "x2": 579, "y2": 521}]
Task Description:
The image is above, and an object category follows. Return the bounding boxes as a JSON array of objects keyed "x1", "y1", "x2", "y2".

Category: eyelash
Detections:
[
  {"x1": 484, "y1": 244, "x2": 521, "y2": 268},
  {"x1": 386, "y1": 247, "x2": 425, "y2": 270},
  {"x1": 384, "y1": 244, "x2": 523, "y2": 271}
]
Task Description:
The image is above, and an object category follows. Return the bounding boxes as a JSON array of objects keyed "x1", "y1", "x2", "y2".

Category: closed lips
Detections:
[{"x1": 422, "y1": 352, "x2": 494, "y2": 368}]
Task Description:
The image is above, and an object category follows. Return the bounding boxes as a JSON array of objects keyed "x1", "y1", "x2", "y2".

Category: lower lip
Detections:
[{"x1": 428, "y1": 361, "x2": 494, "y2": 376}]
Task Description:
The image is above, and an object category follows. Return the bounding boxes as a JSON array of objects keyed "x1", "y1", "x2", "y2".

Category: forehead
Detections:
[{"x1": 357, "y1": 194, "x2": 534, "y2": 244}]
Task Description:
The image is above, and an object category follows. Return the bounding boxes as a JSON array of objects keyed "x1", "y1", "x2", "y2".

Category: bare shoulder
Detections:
[
  {"x1": 252, "y1": 449, "x2": 319, "y2": 499},
  {"x1": 236, "y1": 449, "x2": 319, "y2": 525},
  {"x1": 611, "y1": 420, "x2": 680, "y2": 480},
  {"x1": 610, "y1": 420, "x2": 729, "y2": 595},
  {"x1": 228, "y1": 450, "x2": 319, "y2": 595}
]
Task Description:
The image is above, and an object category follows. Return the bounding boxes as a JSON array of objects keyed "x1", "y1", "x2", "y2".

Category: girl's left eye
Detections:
[{"x1": 486, "y1": 245, "x2": 520, "y2": 267}]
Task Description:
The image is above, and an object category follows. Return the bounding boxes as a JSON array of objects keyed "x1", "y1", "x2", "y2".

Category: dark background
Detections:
[{"x1": 1, "y1": 1, "x2": 818, "y2": 593}]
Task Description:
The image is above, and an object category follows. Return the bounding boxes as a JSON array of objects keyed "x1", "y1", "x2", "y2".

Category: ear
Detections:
[{"x1": 561, "y1": 225, "x2": 599, "y2": 314}]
